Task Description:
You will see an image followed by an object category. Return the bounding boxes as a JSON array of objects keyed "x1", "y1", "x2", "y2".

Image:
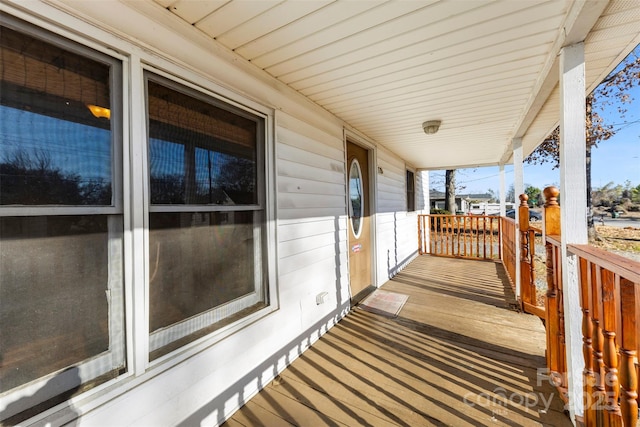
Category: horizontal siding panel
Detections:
[
  {"x1": 278, "y1": 143, "x2": 345, "y2": 174},
  {"x1": 278, "y1": 193, "x2": 345, "y2": 210},
  {"x1": 278, "y1": 159, "x2": 344, "y2": 185},
  {"x1": 377, "y1": 173, "x2": 404, "y2": 188},
  {"x1": 279, "y1": 231, "x2": 346, "y2": 259},
  {"x1": 377, "y1": 181, "x2": 404, "y2": 195},
  {"x1": 278, "y1": 256, "x2": 348, "y2": 295},
  {"x1": 278, "y1": 217, "x2": 347, "y2": 243},
  {"x1": 277, "y1": 206, "x2": 346, "y2": 221},
  {"x1": 276, "y1": 111, "x2": 343, "y2": 146},
  {"x1": 376, "y1": 212, "x2": 411, "y2": 225},
  {"x1": 277, "y1": 126, "x2": 344, "y2": 161},
  {"x1": 278, "y1": 244, "x2": 348, "y2": 276},
  {"x1": 278, "y1": 177, "x2": 345, "y2": 197}
]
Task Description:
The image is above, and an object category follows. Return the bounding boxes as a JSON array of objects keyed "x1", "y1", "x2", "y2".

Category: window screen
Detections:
[{"x1": 145, "y1": 74, "x2": 267, "y2": 360}]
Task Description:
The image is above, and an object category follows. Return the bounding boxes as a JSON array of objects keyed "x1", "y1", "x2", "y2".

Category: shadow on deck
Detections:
[{"x1": 224, "y1": 256, "x2": 571, "y2": 427}]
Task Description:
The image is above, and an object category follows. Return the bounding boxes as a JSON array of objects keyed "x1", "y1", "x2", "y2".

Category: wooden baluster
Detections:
[
  {"x1": 489, "y1": 217, "x2": 493, "y2": 259},
  {"x1": 544, "y1": 186, "x2": 561, "y2": 374},
  {"x1": 432, "y1": 215, "x2": 436, "y2": 254},
  {"x1": 420, "y1": 215, "x2": 424, "y2": 254},
  {"x1": 591, "y1": 263, "x2": 606, "y2": 425},
  {"x1": 433, "y1": 215, "x2": 442, "y2": 255},
  {"x1": 457, "y1": 215, "x2": 462, "y2": 257},
  {"x1": 498, "y1": 217, "x2": 502, "y2": 260},
  {"x1": 483, "y1": 216, "x2": 487, "y2": 259},
  {"x1": 529, "y1": 229, "x2": 537, "y2": 305},
  {"x1": 476, "y1": 216, "x2": 481, "y2": 258},
  {"x1": 601, "y1": 268, "x2": 622, "y2": 424},
  {"x1": 619, "y1": 277, "x2": 638, "y2": 426},
  {"x1": 519, "y1": 194, "x2": 531, "y2": 307},
  {"x1": 447, "y1": 215, "x2": 452, "y2": 256},
  {"x1": 556, "y1": 247, "x2": 567, "y2": 392},
  {"x1": 579, "y1": 258, "x2": 596, "y2": 426},
  {"x1": 464, "y1": 216, "x2": 469, "y2": 257}
]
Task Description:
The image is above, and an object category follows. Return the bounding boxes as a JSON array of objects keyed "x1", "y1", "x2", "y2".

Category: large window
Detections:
[
  {"x1": 146, "y1": 74, "x2": 267, "y2": 360},
  {"x1": 0, "y1": 20, "x2": 125, "y2": 423}
]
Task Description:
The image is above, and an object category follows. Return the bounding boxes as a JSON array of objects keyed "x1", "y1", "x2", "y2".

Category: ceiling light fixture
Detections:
[{"x1": 422, "y1": 120, "x2": 441, "y2": 135}]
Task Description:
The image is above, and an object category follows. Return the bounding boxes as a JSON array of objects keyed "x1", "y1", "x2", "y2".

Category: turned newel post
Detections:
[
  {"x1": 519, "y1": 194, "x2": 532, "y2": 307},
  {"x1": 544, "y1": 186, "x2": 561, "y2": 374}
]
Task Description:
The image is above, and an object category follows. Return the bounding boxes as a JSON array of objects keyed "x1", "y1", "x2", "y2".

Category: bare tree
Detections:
[
  {"x1": 445, "y1": 169, "x2": 456, "y2": 213},
  {"x1": 525, "y1": 46, "x2": 639, "y2": 231}
]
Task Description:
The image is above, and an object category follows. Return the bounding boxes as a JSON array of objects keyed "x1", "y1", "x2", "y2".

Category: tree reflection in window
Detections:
[{"x1": 147, "y1": 80, "x2": 258, "y2": 206}]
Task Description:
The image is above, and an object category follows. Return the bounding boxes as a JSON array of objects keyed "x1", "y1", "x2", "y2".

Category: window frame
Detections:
[
  {"x1": 406, "y1": 169, "x2": 416, "y2": 212},
  {"x1": 0, "y1": 16, "x2": 126, "y2": 419},
  {"x1": 143, "y1": 69, "x2": 271, "y2": 361}
]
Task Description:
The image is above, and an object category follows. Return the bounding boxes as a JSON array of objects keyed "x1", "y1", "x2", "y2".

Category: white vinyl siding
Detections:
[
  {"x1": 275, "y1": 111, "x2": 350, "y2": 327},
  {"x1": 375, "y1": 147, "x2": 419, "y2": 283}
]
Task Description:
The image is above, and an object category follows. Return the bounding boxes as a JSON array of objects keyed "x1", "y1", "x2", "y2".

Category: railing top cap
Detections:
[
  {"x1": 519, "y1": 193, "x2": 528, "y2": 206},
  {"x1": 543, "y1": 186, "x2": 560, "y2": 207}
]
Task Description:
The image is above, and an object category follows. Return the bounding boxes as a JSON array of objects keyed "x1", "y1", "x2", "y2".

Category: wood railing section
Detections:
[
  {"x1": 540, "y1": 185, "x2": 640, "y2": 426},
  {"x1": 418, "y1": 214, "x2": 501, "y2": 260},
  {"x1": 571, "y1": 245, "x2": 640, "y2": 426},
  {"x1": 501, "y1": 215, "x2": 516, "y2": 289},
  {"x1": 518, "y1": 194, "x2": 545, "y2": 317}
]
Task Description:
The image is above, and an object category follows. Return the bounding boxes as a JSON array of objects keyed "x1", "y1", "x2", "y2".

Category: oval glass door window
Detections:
[{"x1": 349, "y1": 158, "x2": 364, "y2": 238}]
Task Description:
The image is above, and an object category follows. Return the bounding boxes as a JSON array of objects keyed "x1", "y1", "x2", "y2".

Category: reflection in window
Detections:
[
  {"x1": 148, "y1": 80, "x2": 257, "y2": 206},
  {"x1": 0, "y1": 26, "x2": 113, "y2": 206},
  {"x1": 146, "y1": 74, "x2": 266, "y2": 360},
  {"x1": 0, "y1": 22, "x2": 124, "y2": 424}
]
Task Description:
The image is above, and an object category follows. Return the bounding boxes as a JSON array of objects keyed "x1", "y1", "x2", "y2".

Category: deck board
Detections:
[{"x1": 224, "y1": 256, "x2": 571, "y2": 426}]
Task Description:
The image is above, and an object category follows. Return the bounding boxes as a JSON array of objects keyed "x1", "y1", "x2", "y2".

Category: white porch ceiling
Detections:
[{"x1": 154, "y1": 0, "x2": 640, "y2": 170}]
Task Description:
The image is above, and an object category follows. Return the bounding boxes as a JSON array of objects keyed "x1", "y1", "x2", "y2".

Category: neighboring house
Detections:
[
  {"x1": 429, "y1": 190, "x2": 494, "y2": 213},
  {"x1": 0, "y1": 1, "x2": 637, "y2": 426}
]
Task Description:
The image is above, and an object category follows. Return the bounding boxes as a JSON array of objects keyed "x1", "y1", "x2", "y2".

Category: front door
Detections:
[{"x1": 347, "y1": 141, "x2": 372, "y2": 301}]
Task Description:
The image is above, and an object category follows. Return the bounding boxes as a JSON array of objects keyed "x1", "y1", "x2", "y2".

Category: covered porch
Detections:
[{"x1": 224, "y1": 256, "x2": 571, "y2": 427}]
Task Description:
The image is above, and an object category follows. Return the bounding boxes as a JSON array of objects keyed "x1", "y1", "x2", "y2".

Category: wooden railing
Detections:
[
  {"x1": 418, "y1": 214, "x2": 501, "y2": 260},
  {"x1": 501, "y1": 216, "x2": 516, "y2": 288},
  {"x1": 540, "y1": 186, "x2": 640, "y2": 426},
  {"x1": 572, "y1": 244, "x2": 640, "y2": 426},
  {"x1": 518, "y1": 195, "x2": 544, "y2": 317}
]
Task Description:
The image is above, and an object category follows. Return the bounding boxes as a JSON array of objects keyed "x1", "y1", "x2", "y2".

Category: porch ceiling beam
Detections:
[{"x1": 499, "y1": 0, "x2": 609, "y2": 166}]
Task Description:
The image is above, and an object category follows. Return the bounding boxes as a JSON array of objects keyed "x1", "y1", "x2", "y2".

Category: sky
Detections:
[{"x1": 431, "y1": 48, "x2": 640, "y2": 196}]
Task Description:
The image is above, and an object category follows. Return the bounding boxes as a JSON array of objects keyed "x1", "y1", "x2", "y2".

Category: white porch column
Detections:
[
  {"x1": 419, "y1": 170, "x2": 430, "y2": 253},
  {"x1": 499, "y1": 164, "x2": 506, "y2": 218},
  {"x1": 559, "y1": 42, "x2": 587, "y2": 423},
  {"x1": 513, "y1": 138, "x2": 523, "y2": 300}
]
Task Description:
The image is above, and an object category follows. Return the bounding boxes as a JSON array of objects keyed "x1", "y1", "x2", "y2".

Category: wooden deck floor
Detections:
[{"x1": 223, "y1": 256, "x2": 572, "y2": 427}]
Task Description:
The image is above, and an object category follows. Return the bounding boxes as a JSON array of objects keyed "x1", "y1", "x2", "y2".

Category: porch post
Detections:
[
  {"x1": 559, "y1": 42, "x2": 587, "y2": 423},
  {"x1": 419, "y1": 170, "x2": 431, "y2": 253},
  {"x1": 499, "y1": 164, "x2": 506, "y2": 218},
  {"x1": 513, "y1": 138, "x2": 523, "y2": 300}
]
